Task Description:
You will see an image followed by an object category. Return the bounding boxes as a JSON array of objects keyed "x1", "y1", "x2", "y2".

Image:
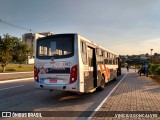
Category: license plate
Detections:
[
  {"x1": 43, "y1": 79, "x2": 63, "y2": 84},
  {"x1": 50, "y1": 79, "x2": 57, "y2": 83}
]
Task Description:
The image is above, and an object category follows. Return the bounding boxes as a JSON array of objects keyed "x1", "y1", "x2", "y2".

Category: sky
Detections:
[{"x1": 0, "y1": 0, "x2": 160, "y2": 55}]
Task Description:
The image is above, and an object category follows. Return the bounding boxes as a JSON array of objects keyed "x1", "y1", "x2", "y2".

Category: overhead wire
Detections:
[{"x1": 0, "y1": 19, "x2": 37, "y2": 33}]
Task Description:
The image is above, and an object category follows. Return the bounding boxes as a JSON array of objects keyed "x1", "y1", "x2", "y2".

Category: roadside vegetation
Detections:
[
  {"x1": 149, "y1": 64, "x2": 160, "y2": 80},
  {"x1": 0, "y1": 64, "x2": 33, "y2": 72},
  {"x1": 0, "y1": 34, "x2": 33, "y2": 72}
]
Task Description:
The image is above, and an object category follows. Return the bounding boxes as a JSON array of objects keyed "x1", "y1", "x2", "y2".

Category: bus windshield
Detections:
[{"x1": 36, "y1": 35, "x2": 74, "y2": 59}]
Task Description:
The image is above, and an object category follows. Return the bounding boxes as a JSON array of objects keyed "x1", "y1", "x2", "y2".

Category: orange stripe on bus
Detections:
[
  {"x1": 99, "y1": 65, "x2": 104, "y2": 72},
  {"x1": 98, "y1": 65, "x2": 110, "y2": 79},
  {"x1": 104, "y1": 65, "x2": 110, "y2": 77}
]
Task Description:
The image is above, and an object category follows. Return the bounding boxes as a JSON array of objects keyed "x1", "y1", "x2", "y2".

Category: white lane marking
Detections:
[
  {"x1": 87, "y1": 73, "x2": 128, "y2": 120},
  {"x1": 0, "y1": 85, "x2": 24, "y2": 91},
  {"x1": 0, "y1": 77, "x2": 34, "y2": 84},
  {"x1": 0, "y1": 71, "x2": 33, "y2": 75}
]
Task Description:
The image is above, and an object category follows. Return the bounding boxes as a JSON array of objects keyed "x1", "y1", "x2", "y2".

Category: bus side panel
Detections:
[
  {"x1": 97, "y1": 64, "x2": 109, "y2": 85},
  {"x1": 105, "y1": 65, "x2": 118, "y2": 81},
  {"x1": 78, "y1": 36, "x2": 85, "y2": 93},
  {"x1": 96, "y1": 64, "x2": 118, "y2": 85}
]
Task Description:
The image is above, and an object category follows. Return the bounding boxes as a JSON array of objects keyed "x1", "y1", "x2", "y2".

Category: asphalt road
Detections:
[{"x1": 0, "y1": 72, "x2": 126, "y2": 120}]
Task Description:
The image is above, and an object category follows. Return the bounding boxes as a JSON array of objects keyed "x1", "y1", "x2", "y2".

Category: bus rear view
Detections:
[{"x1": 34, "y1": 34, "x2": 79, "y2": 92}]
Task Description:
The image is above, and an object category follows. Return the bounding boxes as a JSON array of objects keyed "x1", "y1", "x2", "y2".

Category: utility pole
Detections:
[{"x1": 150, "y1": 49, "x2": 153, "y2": 63}]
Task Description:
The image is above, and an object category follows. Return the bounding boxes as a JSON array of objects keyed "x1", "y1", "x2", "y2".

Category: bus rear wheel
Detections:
[{"x1": 97, "y1": 75, "x2": 105, "y2": 91}]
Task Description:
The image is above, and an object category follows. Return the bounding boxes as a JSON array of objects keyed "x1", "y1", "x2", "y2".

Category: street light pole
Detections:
[{"x1": 150, "y1": 49, "x2": 153, "y2": 63}]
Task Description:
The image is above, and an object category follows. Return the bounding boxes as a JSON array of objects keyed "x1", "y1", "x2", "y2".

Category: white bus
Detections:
[{"x1": 34, "y1": 33, "x2": 121, "y2": 93}]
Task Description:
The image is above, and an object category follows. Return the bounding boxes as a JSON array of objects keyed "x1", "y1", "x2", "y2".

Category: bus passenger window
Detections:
[
  {"x1": 80, "y1": 41, "x2": 87, "y2": 64},
  {"x1": 81, "y1": 41, "x2": 87, "y2": 53},
  {"x1": 88, "y1": 47, "x2": 93, "y2": 66},
  {"x1": 109, "y1": 59, "x2": 112, "y2": 64},
  {"x1": 104, "y1": 58, "x2": 109, "y2": 64},
  {"x1": 113, "y1": 58, "x2": 115, "y2": 65}
]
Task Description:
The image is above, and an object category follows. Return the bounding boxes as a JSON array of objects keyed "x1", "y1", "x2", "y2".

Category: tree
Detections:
[
  {"x1": 0, "y1": 34, "x2": 15, "y2": 72},
  {"x1": 13, "y1": 42, "x2": 33, "y2": 66},
  {"x1": 146, "y1": 53, "x2": 149, "y2": 57},
  {"x1": 0, "y1": 34, "x2": 33, "y2": 72},
  {"x1": 153, "y1": 53, "x2": 158, "y2": 58}
]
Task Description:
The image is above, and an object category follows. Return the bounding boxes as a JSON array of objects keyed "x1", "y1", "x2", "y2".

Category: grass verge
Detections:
[{"x1": 0, "y1": 64, "x2": 34, "y2": 73}]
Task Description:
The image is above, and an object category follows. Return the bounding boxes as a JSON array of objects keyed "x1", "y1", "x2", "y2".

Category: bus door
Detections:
[
  {"x1": 87, "y1": 47, "x2": 97, "y2": 89},
  {"x1": 92, "y1": 48, "x2": 97, "y2": 88}
]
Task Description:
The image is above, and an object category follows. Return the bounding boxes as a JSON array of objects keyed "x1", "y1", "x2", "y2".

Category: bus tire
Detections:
[
  {"x1": 113, "y1": 77, "x2": 117, "y2": 81},
  {"x1": 97, "y1": 75, "x2": 105, "y2": 91}
]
